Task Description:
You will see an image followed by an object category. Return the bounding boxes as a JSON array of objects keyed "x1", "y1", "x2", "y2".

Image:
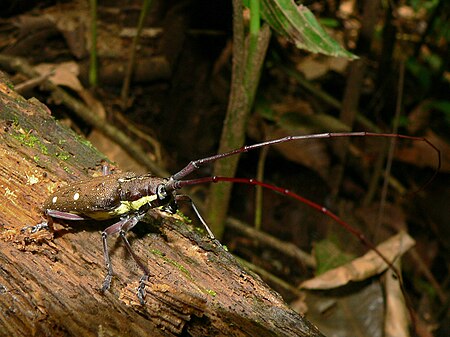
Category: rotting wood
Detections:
[{"x1": 0, "y1": 72, "x2": 324, "y2": 336}]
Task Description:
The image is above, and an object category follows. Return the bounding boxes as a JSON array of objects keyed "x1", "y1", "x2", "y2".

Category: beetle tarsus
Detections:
[
  {"x1": 101, "y1": 274, "x2": 113, "y2": 293},
  {"x1": 101, "y1": 230, "x2": 115, "y2": 293},
  {"x1": 21, "y1": 220, "x2": 50, "y2": 233},
  {"x1": 137, "y1": 274, "x2": 148, "y2": 305}
]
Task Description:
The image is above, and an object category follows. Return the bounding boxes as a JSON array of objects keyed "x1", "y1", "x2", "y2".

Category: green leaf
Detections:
[{"x1": 250, "y1": 0, "x2": 358, "y2": 59}]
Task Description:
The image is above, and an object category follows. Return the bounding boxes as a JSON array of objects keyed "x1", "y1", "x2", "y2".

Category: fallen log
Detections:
[{"x1": 0, "y1": 71, "x2": 324, "y2": 336}]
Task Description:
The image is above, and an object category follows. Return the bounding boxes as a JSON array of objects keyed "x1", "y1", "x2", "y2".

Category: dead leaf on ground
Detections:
[
  {"x1": 384, "y1": 260, "x2": 409, "y2": 337},
  {"x1": 34, "y1": 61, "x2": 106, "y2": 119},
  {"x1": 297, "y1": 55, "x2": 349, "y2": 80},
  {"x1": 35, "y1": 61, "x2": 82, "y2": 91},
  {"x1": 88, "y1": 130, "x2": 146, "y2": 174},
  {"x1": 302, "y1": 282, "x2": 384, "y2": 337},
  {"x1": 299, "y1": 232, "x2": 415, "y2": 289}
]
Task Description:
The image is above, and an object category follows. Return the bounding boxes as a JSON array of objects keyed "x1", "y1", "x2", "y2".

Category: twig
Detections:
[
  {"x1": 277, "y1": 63, "x2": 381, "y2": 132},
  {"x1": 114, "y1": 111, "x2": 163, "y2": 164},
  {"x1": 226, "y1": 217, "x2": 316, "y2": 268},
  {"x1": 120, "y1": 0, "x2": 153, "y2": 109},
  {"x1": 375, "y1": 61, "x2": 405, "y2": 239},
  {"x1": 89, "y1": 0, "x2": 98, "y2": 87},
  {"x1": 254, "y1": 141, "x2": 269, "y2": 230},
  {"x1": 329, "y1": 0, "x2": 380, "y2": 199},
  {"x1": 15, "y1": 70, "x2": 54, "y2": 93},
  {"x1": 207, "y1": 0, "x2": 247, "y2": 239},
  {"x1": 409, "y1": 248, "x2": 447, "y2": 304},
  {"x1": 208, "y1": 0, "x2": 271, "y2": 238}
]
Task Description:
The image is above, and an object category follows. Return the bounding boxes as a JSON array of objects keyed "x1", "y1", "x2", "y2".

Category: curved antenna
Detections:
[
  {"x1": 174, "y1": 176, "x2": 400, "y2": 270},
  {"x1": 175, "y1": 175, "x2": 417, "y2": 325},
  {"x1": 165, "y1": 132, "x2": 441, "y2": 193}
]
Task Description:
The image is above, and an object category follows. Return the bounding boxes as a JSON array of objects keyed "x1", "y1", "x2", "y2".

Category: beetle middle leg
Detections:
[
  {"x1": 101, "y1": 213, "x2": 150, "y2": 304},
  {"x1": 175, "y1": 195, "x2": 215, "y2": 240}
]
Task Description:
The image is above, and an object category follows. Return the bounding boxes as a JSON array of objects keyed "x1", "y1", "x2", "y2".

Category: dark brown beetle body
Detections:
[
  {"x1": 44, "y1": 172, "x2": 171, "y2": 220},
  {"x1": 38, "y1": 170, "x2": 182, "y2": 304}
]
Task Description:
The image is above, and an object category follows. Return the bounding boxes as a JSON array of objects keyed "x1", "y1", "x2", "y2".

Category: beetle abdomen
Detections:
[
  {"x1": 44, "y1": 173, "x2": 129, "y2": 219},
  {"x1": 43, "y1": 172, "x2": 165, "y2": 220}
]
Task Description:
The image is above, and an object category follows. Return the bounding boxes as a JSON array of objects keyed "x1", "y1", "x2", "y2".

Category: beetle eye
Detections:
[{"x1": 156, "y1": 184, "x2": 168, "y2": 201}]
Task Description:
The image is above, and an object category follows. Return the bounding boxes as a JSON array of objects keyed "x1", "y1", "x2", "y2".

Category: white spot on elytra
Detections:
[
  {"x1": 73, "y1": 192, "x2": 80, "y2": 201},
  {"x1": 52, "y1": 196, "x2": 58, "y2": 204}
]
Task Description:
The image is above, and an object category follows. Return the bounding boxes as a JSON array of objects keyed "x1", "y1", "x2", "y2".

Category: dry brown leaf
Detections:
[
  {"x1": 88, "y1": 130, "x2": 146, "y2": 174},
  {"x1": 384, "y1": 260, "x2": 409, "y2": 337},
  {"x1": 299, "y1": 232, "x2": 415, "y2": 289},
  {"x1": 34, "y1": 61, "x2": 106, "y2": 119},
  {"x1": 35, "y1": 61, "x2": 82, "y2": 91},
  {"x1": 297, "y1": 55, "x2": 349, "y2": 80}
]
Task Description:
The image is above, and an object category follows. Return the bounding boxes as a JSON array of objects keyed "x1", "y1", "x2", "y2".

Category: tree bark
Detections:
[{"x1": 0, "y1": 72, "x2": 324, "y2": 336}]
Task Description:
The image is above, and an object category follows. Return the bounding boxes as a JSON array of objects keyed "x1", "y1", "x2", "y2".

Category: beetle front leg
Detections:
[
  {"x1": 175, "y1": 195, "x2": 216, "y2": 240},
  {"x1": 119, "y1": 214, "x2": 151, "y2": 304},
  {"x1": 101, "y1": 213, "x2": 150, "y2": 304},
  {"x1": 119, "y1": 228, "x2": 150, "y2": 305}
]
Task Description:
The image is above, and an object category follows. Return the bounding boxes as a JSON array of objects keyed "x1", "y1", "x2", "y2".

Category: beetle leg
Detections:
[
  {"x1": 46, "y1": 209, "x2": 87, "y2": 221},
  {"x1": 119, "y1": 214, "x2": 151, "y2": 304},
  {"x1": 175, "y1": 195, "x2": 215, "y2": 240},
  {"x1": 101, "y1": 213, "x2": 150, "y2": 304},
  {"x1": 119, "y1": 227, "x2": 150, "y2": 305},
  {"x1": 22, "y1": 215, "x2": 54, "y2": 233}
]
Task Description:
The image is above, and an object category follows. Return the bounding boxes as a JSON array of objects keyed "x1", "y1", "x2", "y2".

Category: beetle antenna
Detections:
[
  {"x1": 172, "y1": 175, "x2": 425, "y2": 324},
  {"x1": 166, "y1": 133, "x2": 440, "y2": 188},
  {"x1": 174, "y1": 176, "x2": 404, "y2": 267}
]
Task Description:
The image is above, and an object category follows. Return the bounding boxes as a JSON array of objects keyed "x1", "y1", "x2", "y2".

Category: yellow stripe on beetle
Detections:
[{"x1": 85, "y1": 195, "x2": 158, "y2": 220}]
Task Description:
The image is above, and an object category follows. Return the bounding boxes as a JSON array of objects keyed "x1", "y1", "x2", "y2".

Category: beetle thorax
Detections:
[{"x1": 117, "y1": 174, "x2": 165, "y2": 202}]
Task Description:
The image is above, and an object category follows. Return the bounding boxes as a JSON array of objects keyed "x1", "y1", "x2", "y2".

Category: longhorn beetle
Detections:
[{"x1": 33, "y1": 132, "x2": 440, "y2": 310}]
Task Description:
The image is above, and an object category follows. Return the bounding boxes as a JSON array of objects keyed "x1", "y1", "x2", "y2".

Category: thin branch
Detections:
[
  {"x1": 0, "y1": 54, "x2": 168, "y2": 177},
  {"x1": 120, "y1": 0, "x2": 153, "y2": 109},
  {"x1": 208, "y1": 0, "x2": 271, "y2": 238}
]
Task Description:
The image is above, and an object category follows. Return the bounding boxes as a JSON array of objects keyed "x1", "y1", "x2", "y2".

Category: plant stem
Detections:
[
  {"x1": 121, "y1": 0, "x2": 152, "y2": 109},
  {"x1": 207, "y1": 0, "x2": 270, "y2": 238},
  {"x1": 89, "y1": 0, "x2": 98, "y2": 87}
]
